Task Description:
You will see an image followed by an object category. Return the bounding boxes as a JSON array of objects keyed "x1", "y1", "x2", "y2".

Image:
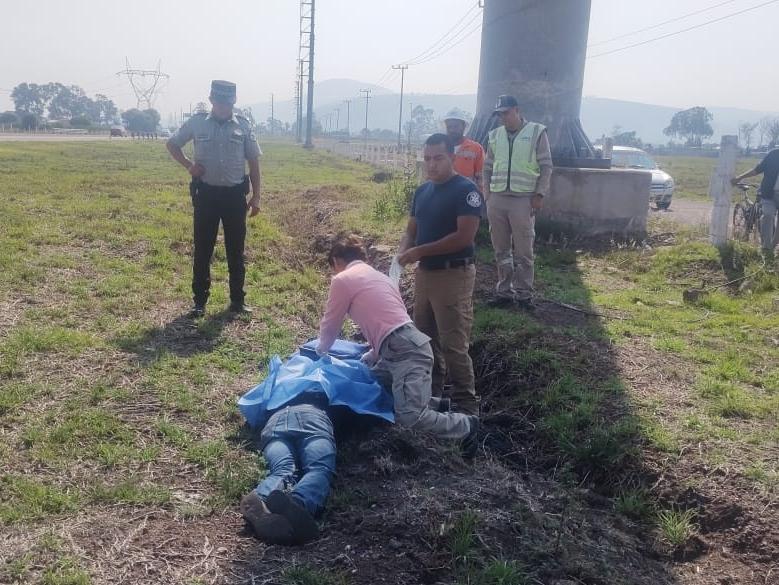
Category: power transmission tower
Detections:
[
  {"x1": 360, "y1": 88, "x2": 371, "y2": 145},
  {"x1": 343, "y1": 99, "x2": 351, "y2": 137},
  {"x1": 299, "y1": 0, "x2": 316, "y2": 148},
  {"x1": 392, "y1": 64, "x2": 408, "y2": 150},
  {"x1": 116, "y1": 58, "x2": 170, "y2": 110}
]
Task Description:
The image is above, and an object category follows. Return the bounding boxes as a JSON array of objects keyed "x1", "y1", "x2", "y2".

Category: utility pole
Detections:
[
  {"x1": 335, "y1": 108, "x2": 340, "y2": 133},
  {"x1": 407, "y1": 101, "x2": 413, "y2": 150},
  {"x1": 300, "y1": 0, "x2": 316, "y2": 148},
  {"x1": 392, "y1": 64, "x2": 408, "y2": 150},
  {"x1": 360, "y1": 88, "x2": 371, "y2": 145},
  {"x1": 270, "y1": 93, "x2": 274, "y2": 136},
  {"x1": 343, "y1": 99, "x2": 351, "y2": 138}
]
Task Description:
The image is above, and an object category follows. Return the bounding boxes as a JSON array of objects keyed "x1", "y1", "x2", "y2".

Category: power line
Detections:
[
  {"x1": 401, "y1": 2, "x2": 480, "y2": 65},
  {"x1": 589, "y1": 0, "x2": 779, "y2": 59},
  {"x1": 408, "y1": 18, "x2": 482, "y2": 66},
  {"x1": 372, "y1": 1, "x2": 480, "y2": 81},
  {"x1": 589, "y1": 0, "x2": 741, "y2": 47}
]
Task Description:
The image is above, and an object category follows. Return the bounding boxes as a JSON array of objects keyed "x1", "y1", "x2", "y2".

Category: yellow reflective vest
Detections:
[{"x1": 488, "y1": 122, "x2": 545, "y2": 193}]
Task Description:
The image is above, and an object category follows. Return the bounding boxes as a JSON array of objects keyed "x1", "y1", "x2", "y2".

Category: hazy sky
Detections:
[{"x1": 1, "y1": 0, "x2": 777, "y2": 118}]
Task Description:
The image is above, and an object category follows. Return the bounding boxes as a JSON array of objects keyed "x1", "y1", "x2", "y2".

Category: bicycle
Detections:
[{"x1": 732, "y1": 183, "x2": 762, "y2": 243}]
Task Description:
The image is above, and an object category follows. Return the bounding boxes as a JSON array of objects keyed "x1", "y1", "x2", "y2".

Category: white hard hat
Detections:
[{"x1": 443, "y1": 109, "x2": 469, "y2": 124}]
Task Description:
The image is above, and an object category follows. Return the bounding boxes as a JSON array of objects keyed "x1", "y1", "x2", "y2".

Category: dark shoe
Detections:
[
  {"x1": 486, "y1": 295, "x2": 514, "y2": 308},
  {"x1": 437, "y1": 397, "x2": 452, "y2": 413},
  {"x1": 253, "y1": 513, "x2": 296, "y2": 545},
  {"x1": 515, "y1": 297, "x2": 535, "y2": 311},
  {"x1": 229, "y1": 303, "x2": 253, "y2": 314},
  {"x1": 188, "y1": 304, "x2": 206, "y2": 318},
  {"x1": 460, "y1": 415, "x2": 480, "y2": 460},
  {"x1": 266, "y1": 490, "x2": 319, "y2": 544},
  {"x1": 240, "y1": 491, "x2": 295, "y2": 545}
]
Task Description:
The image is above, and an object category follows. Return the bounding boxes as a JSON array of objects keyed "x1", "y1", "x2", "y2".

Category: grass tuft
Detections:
[{"x1": 656, "y1": 506, "x2": 697, "y2": 546}]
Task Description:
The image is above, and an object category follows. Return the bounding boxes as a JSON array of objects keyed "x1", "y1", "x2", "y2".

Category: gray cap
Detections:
[
  {"x1": 494, "y1": 95, "x2": 519, "y2": 113},
  {"x1": 210, "y1": 80, "x2": 237, "y2": 105}
]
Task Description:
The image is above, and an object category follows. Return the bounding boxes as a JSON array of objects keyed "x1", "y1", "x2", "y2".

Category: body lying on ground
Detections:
[{"x1": 238, "y1": 350, "x2": 393, "y2": 545}]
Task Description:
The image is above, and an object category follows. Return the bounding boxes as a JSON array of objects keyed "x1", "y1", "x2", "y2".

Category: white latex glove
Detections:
[
  {"x1": 360, "y1": 350, "x2": 377, "y2": 367},
  {"x1": 389, "y1": 255, "x2": 403, "y2": 287}
]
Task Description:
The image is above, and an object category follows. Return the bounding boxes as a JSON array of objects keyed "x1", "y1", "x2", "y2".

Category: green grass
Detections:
[
  {"x1": 656, "y1": 155, "x2": 761, "y2": 201},
  {"x1": 614, "y1": 489, "x2": 654, "y2": 520},
  {"x1": 283, "y1": 565, "x2": 350, "y2": 585},
  {"x1": 449, "y1": 510, "x2": 479, "y2": 562},
  {"x1": 0, "y1": 475, "x2": 81, "y2": 524},
  {"x1": 0, "y1": 141, "x2": 374, "y2": 578},
  {"x1": 656, "y1": 507, "x2": 697, "y2": 547},
  {"x1": 476, "y1": 560, "x2": 528, "y2": 585}
]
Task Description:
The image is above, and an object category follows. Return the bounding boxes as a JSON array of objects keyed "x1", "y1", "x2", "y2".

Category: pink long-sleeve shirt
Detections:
[{"x1": 317, "y1": 260, "x2": 411, "y2": 357}]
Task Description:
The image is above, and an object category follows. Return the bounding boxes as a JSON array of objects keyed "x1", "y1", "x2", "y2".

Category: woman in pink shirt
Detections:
[{"x1": 316, "y1": 235, "x2": 478, "y2": 457}]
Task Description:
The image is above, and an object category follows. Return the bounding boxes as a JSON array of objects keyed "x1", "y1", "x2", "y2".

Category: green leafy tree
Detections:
[
  {"x1": 121, "y1": 108, "x2": 160, "y2": 133},
  {"x1": 611, "y1": 127, "x2": 643, "y2": 148},
  {"x1": 0, "y1": 111, "x2": 20, "y2": 127},
  {"x1": 20, "y1": 112, "x2": 40, "y2": 130},
  {"x1": 663, "y1": 106, "x2": 714, "y2": 147},
  {"x1": 11, "y1": 83, "x2": 48, "y2": 115},
  {"x1": 404, "y1": 105, "x2": 437, "y2": 142}
]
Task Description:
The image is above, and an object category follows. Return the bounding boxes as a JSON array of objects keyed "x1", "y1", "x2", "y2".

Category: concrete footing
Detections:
[{"x1": 537, "y1": 167, "x2": 651, "y2": 238}]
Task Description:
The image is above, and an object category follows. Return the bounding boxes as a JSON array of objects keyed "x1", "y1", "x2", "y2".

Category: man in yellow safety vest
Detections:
[{"x1": 484, "y1": 95, "x2": 553, "y2": 308}]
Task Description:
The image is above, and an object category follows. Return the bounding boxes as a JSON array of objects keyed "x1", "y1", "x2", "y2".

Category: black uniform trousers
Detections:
[{"x1": 191, "y1": 180, "x2": 247, "y2": 306}]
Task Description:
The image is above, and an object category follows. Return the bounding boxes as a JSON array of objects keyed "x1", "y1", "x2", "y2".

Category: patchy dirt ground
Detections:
[
  {"x1": 233, "y1": 187, "x2": 778, "y2": 585},
  {"x1": 2, "y1": 156, "x2": 776, "y2": 585}
]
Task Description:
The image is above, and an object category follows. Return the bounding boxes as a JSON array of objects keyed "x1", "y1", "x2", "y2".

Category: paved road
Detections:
[
  {"x1": 0, "y1": 134, "x2": 133, "y2": 142},
  {"x1": 651, "y1": 199, "x2": 713, "y2": 227}
]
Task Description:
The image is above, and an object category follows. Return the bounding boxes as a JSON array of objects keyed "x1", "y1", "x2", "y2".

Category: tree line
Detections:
[
  {"x1": 0, "y1": 81, "x2": 169, "y2": 134},
  {"x1": 605, "y1": 106, "x2": 779, "y2": 152}
]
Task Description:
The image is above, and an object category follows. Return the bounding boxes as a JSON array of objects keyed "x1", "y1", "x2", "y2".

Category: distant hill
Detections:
[{"x1": 248, "y1": 79, "x2": 778, "y2": 144}]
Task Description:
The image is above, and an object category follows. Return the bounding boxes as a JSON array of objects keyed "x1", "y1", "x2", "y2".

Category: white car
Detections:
[{"x1": 610, "y1": 146, "x2": 674, "y2": 210}]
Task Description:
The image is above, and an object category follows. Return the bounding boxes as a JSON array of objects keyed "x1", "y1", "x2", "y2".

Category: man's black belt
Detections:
[
  {"x1": 190, "y1": 175, "x2": 250, "y2": 197},
  {"x1": 419, "y1": 257, "x2": 476, "y2": 271}
]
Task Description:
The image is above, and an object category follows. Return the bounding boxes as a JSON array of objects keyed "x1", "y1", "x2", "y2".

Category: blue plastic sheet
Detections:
[
  {"x1": 299, "y1": 338, "x2": 369, "y2": 361},
  {"x1": 238, "y1": 353, "x2": 394, "y2": 428}
]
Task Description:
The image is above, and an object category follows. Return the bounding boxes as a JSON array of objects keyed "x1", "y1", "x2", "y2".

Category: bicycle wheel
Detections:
[{"x1": 732, "y1": 204, "x2": 749, "y2": 241}]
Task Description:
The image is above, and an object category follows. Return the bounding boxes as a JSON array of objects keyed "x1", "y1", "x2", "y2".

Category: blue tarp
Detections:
[
  {"x1": 238, "y1": 352, "x2": 395, "y2": 429},
  {"x1": 299, "y1": 338, "x2": 370, "y2": 361}
]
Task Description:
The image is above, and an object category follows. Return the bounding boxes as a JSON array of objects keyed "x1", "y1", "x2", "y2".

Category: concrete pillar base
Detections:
[{"x1": 537, "y1": 167, "x2": 651, "y2": 238}]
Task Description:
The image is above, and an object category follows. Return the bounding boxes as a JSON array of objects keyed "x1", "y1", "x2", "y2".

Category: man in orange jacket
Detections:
[{"x1": 444, "y1": 109, "x2": 484, "y2": 191}]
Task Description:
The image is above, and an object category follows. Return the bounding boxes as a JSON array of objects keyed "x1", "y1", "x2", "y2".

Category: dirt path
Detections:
[{"x1": 653, "y1": 199, "x2": 712, "y2": 227}]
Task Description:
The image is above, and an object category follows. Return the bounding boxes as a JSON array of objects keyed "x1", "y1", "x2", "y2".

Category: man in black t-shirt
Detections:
[
  {"x1": 397, "y1": 133, "x2": 482, "y2": 415},
  {"x1": 732, "y1": 148, "x2": 779, "y2": 257}
]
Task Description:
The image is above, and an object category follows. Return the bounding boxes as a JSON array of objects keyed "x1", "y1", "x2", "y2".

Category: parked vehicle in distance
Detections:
[
  {"x1": 610, "y1": 146, "x2": 675, "y2": 210},
  {"x1": 110, "y1": 125, "x2": 126, "y2": 137},
  {"x1": 158, "y1": 128, "x2": 172, "y2": 138}
]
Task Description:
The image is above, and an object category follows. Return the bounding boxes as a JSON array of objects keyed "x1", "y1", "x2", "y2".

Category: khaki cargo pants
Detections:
[
  {"x1": 371, "y1": 324, "x2": 471, "y2": 440},
  {"x1": 412, "y1": 264, "x2": 479, "y2": 415},
  {"x1": 487, "y1": 193, "x2": 535, "y2": 300}
]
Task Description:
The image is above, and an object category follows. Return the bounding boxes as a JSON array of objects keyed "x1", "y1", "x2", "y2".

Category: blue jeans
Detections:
[
  {"x1": 760, "y1": 193, "x2": 779, "y2": 254},
  {"x1": 255, "y1": 404, "x2": 336, "y2": 517}
]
